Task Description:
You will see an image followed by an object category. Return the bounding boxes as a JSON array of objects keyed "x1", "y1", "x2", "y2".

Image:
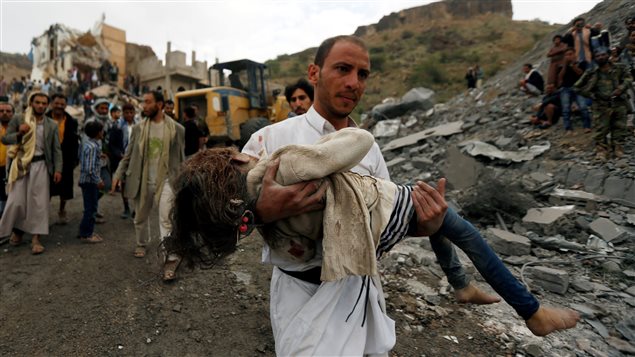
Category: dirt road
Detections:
[{"x1": 1, "y1": 179, "x2": 512, "y2": 356}]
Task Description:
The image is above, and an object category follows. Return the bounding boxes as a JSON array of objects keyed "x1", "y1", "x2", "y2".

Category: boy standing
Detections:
[{"x1": 78, "y1": 120, "x2": 105, "y2": 243}]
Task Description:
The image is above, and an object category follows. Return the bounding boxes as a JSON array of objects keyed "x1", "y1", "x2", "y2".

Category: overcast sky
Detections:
[{"x1": 1, "y1": 0, "x2": 603, "y2": 65}]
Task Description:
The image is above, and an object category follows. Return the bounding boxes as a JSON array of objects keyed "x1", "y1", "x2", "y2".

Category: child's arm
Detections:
[{"x1": 273, "y1": 128, "x2": 375, "y2": 185}]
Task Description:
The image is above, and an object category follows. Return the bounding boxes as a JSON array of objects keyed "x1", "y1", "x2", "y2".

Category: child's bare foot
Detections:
[
  {"x1": 525, "y1": 306, "x2": 580, "y2": 336},
  {"x1": 455, "y1": 282, "x2": 501, "y2": 304}
]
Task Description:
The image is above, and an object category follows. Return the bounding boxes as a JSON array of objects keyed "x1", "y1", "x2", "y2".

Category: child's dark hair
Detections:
[
  {"x1": 164, "y1": 148, "x2": 250, "y2": 268},
  {"x1": 84, "y1": 120, "x2": 104, "y2": 138}
]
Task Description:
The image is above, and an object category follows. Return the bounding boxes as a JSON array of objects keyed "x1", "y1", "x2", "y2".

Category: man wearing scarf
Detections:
[
  {"x1": 112, "y1": 91, "x2": 184, "y2": 281},
  {"x1": 0, "y1": 92, "x2": 62, "y2": 254}
]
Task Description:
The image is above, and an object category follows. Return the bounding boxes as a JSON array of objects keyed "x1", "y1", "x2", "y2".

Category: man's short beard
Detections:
[
  {"x1": 33, "y1": 107, "x2": 46, "y2": 116},
  {"x1": 145, "y1": 108, "x2": 158, "y2": 118}
]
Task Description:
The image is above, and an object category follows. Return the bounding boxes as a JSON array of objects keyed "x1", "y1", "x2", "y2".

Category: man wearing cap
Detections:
[{"x1": 576, "y1": 47, "x2": 633, "y2": 160}]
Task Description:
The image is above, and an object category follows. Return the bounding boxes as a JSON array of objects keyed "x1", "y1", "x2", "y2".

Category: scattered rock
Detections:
[
  {"x1": 485, "y1": 228, "x2": 531, "y2": 256},
  {"x1": 589, "y1": 217, "x2": 629, "y2": 243},
  {"x1": 525, "y1": 266, "x2": 569, "y2": 294}
]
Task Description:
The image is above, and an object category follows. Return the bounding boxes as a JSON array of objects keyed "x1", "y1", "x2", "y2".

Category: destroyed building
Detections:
[
  {"x1": 30, "y1": 18, "x2": 126, "y2": 87},
  {"x1": 135, "y1": 41, "x2": 210, "y2": 99},
  {"x1": 30, "y1": 17, "x2": 209, "y2": 99}
]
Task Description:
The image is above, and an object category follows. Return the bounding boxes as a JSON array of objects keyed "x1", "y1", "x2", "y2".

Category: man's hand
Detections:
[
  {"x1": 411, "y1": 178, "x2": 448, "y2": 237},
  {"x1": 53, "y1": 172, "x2": 62, "y2": 184},
  {"x1": 97, "y1": 180, "x2": 105, "y2": 190},
  {"x1": 110, "y1": 179, "x2": 121, "y2": 194},
  {"x1": 255, "y1": 158, "x2": 326, "y2": 223},
  {"x1": 18, "y1": 124, "x2": 30, "y2": 135}
]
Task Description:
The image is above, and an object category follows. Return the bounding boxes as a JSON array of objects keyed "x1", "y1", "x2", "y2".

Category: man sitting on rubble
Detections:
[
  {"x1": 530, "y1": 83, "x2": 561, "y2": 129},
  {"x1": 519, "y1": 63, "x2": 544, "y2": 96}
]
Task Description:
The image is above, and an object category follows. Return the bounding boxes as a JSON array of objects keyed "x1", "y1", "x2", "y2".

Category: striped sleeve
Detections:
[{"x1": 376, "y1": 184, "x2": 414, "y2": 258}]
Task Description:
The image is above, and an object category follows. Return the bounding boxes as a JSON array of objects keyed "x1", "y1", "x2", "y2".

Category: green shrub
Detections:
[
  {"x1": 401, "y1": 30, "x2": 414, "y2": 40},
  {"x1": 408, "y1": 59, "x2": 447, "y2": 87},
  {"x1": 266, "y1": 60, "x2": 280, "y2": 76},
  {"x1": 370, "y1": 46, "x2": 385, "y2": 54},
  {"x1": 370, "y1": 53, "x2": 387, "y2": 72}
]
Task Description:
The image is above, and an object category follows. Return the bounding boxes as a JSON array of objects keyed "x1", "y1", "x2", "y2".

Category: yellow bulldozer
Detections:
[{"x1": 174, "y1": 59, "x2": 289, "y2": 148}]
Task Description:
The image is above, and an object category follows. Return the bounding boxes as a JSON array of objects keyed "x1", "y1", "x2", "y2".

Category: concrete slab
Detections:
[
  {"x1": 440, "y1": 146, "x2": 482, "y2": 190},
  {"x1": 583, "y1": 169, "x2": 606, "y2": 194},
  {"x1": 526, "y1": 266, "x2": 569, "y2": 294},
  {"x1": 566, "y1": 165, "x2": 588, "y2": 187},
  {"x1": 386, "y1": 157, "x2": 406, "y2": 168},
  {"x1": 459, "y1": 140, "x2": 550, "y2": 162},
  {"x1": 589, "y1": 217, "x2": 628, "y2": 242},
  {"x1": 382, "y1": 121, "x2": 464, "y2": 152},
  {"x1": 522, "y1": 205, "x2": 576, "y2": 225},
  {"x1": 485, "y1": 228, "x2": 531, "y2": 256},
  {"x1": 603, "y1": 176, "x2": 631, "y2": 199}
]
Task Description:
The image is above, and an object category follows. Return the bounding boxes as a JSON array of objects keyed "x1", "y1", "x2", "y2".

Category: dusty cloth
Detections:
[
  {"x1": 7, "y1": 107, "x2": 36, "y2": 190},
  {"x1": 135, "y1": 118, "x2": 175, "y2": 216},
  {"x1": 0, "y1": 159, "x2": 50, "y2": 236},
  {"x1": 247, "y1": 128, "x2": 396, "y2": 281}
]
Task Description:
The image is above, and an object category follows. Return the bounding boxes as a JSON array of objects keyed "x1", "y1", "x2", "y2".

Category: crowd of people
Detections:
[
  {"x1": 524, "y1": 16, "x2": 634, "y2": 161},
  {"x1": 0, "y1": 30, "x2": 594, "y2": 355}
]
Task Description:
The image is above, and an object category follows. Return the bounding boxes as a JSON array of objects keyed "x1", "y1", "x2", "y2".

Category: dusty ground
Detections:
[{"x1": 0, "y1": 172, "x2": 526, "y2": 356}]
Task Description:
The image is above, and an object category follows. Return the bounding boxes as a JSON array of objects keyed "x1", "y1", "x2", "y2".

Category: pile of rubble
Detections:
[{"x1": 365, "y1": 80, "x2": 635, "y2": 355}]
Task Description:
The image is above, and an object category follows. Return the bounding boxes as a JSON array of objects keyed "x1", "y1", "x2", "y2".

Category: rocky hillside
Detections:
[
  {"x1": 0, "y1": 52, "x2": 32, "y2": 81},
  {"x1": 265, "y1": 0, "x2": 557, "y2": 115},
  {"x1": 359, "y1": 0, "x2": 635, "y2": 355}
]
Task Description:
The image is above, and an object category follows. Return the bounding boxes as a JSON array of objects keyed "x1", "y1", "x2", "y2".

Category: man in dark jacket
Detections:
[{"x1": 48, "y1": 93, "x2": 79, "y2": 225}]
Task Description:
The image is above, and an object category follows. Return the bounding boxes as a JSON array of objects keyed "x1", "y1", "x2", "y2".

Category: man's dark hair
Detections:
[
  {"x1": 85, "y1": 119, "x2": 104, "y2": 139},
  {"x1": 148, "y1": 90, "x2": 164, "y2": 104},
  {"x1": 166, "y1": 99, "x2": 174, "y2": 105},
  {"x1": 564, "y1": 47, "x2": 576, "y2": 53},
  {"x1": 122, "y1": 103, "x2": 135, "y2": 111},
  {"x1": 314, "y1": 35, "x2": 368, "y2": 67},
  {"x1": 524, "y1": 63, "x2": 533, "y2": 69},
  {"x1": 284, "y1": 78, "x2": 314, "y2": 104},
  {"x1": 184, "y1": 107, "x2": 196, "y2": 119},
  {"x1": 573, "y1": 17, "x2": 585, "y2": 24},
  {"x1": 110, "y1": 105, "x2": 121, "y2": 113},
  {"x1": 552, "y1": 35, "x2": 562, "y2": 41},
  {"x1": 51, "y1": 93, "x2": 67, "y2": 102},
  {"x1": 29, "y1": 92, "x2": 49, "y2": 105}
]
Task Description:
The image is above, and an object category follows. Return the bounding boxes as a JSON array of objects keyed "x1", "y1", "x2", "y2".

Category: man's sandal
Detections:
[
  {"x1": 9, "y1": 233, "x2": 23, "y2": 246},
  {"x1": 80, "y1": 234, "x2": 103, "y2": 244},
  {"x1": 133, "y1": 246, "x2": 146, "y2": 258},
  {"x1": 162, "y1": 258, "x2": 181, "y2": 282}
]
